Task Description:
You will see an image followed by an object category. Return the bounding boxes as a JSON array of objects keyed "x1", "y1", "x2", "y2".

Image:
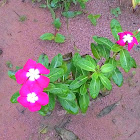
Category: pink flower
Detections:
[
  {"x1": 117, "y1": 31, "x2": 138, "y2": 51},
  {"x1": 15, "y1": 59, "x2": 50, "y2": 88},
  {"x1": 17, "y1": 83, "x2": 49, "y2": 112}
]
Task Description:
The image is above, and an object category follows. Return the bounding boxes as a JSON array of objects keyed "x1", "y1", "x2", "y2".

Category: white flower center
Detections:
[
  {"x1": 26, "y1": 68, "x2": 40, "y2": 81},
  {"x1": 123, "y1": 34, "x2": 133, "y2": 43},
  {"x1": 27, "y1": 92, "x2": 38, "y2": 103}
]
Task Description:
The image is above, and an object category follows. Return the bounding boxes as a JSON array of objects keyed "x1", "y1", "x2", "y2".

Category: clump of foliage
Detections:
[{"x1": 9, "y1": 19, "x2": 140, "y2": 115}]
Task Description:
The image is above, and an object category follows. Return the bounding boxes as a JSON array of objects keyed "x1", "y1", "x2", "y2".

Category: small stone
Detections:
[{"x1": 0, "y1": 48, "x2": 3, "y2": 55}]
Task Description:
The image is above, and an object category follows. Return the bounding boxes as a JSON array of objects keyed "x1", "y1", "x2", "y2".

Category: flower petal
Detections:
[
  {"x1": 118, "y1": 33, "x2": 125, "y2": 39},
  {"x1": 37, "y1": 92, "x2": 49, "y2": 105},
  {"x1": 30, "y1": 83, "x2": 43, "y2": 93},
  {"x1": 36, "y1": 63, "x2": 50, "y2": 74},
  {"x1": 20, "y1": 84, "x2": 30, "y2": 96},
  {"x1": 37, "y1": 75, "x2": 50, "y2": 88},
  {"x1": 133, "y1": 37, "x2": 138, "y2": 45},
  {"x1": 117, "y1": 39, "x2": 126, "y2": 46},
  {"x1": 128, "y1": 42, "x2": 134, "y2": 51},
  {"x1": 28, "y1": 103, "x2": 41, "y2": 112},
  {"x1": 15, "y1": 69, "x2": 28, "y2": 84},
  {"x1": 17, "y1": 96, "x2": 30, "y2": 107},
  {"x1": 124, "y1": 31, "x2": 133, "y2": 36},
  {"x1": 23, "y1": 59, "x2": 36, "y2": 71}
]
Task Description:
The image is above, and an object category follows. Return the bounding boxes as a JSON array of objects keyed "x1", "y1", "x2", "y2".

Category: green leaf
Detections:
[
  {"x1": 40, "y1": 33, "x2": 55, "y2": 40},
  {"x1": 70, "y1": 75, "x2": 88, "y2": 90},
  {"x1": 79, "y1": 93, "x2": 89, "y2": 113},
  {"x1": 88, "y1": 14, "x2": 101, "y2": 26},
  {"x1": 44, "y1": 83, "x2": 55, "y2": 92},
  {"x1": 101, "y1": 63, "x2": 114, "y2": 73},
  {"x1": 130, "y1": 57, "x2": 137, "y2": 68},
  {"x1": 50, "y1": 54, "x2": 63, "y2": 68},
  {"x1": 89, "y1": 78, "x2": 100, "y2": 99},
  {"x1": 110, "y1": 19, "x2": 123, "y2": 40},
  {"x1": 80, "y1": 84, "x2": 87, "y2": 95},
  {"x1": 38, "y1": 105, "x2": 49, "y2": 116},
  {"x1": 8, "y1": 70, "x2": 17, "y2": 80},
  {"x1": 62, "y1": 11, "x2": 83, "y2": 18},
  {"x1": 46, "y1": 68, "x2": 64, "y2": 82},
  {"x1": 53, "y1": 18, "x2": 61, "y2": 30},
  {"x1": 38, "y1": 53, "x2": 49, "y2": 68},
  {"x1": 54, "y1": 33, "x2": 65, "y2": 43},
  {"x1": 48, "y1": 93, "x2": 55, "y2": 111},
  {"x1": 59, "y1": 91, "x2": 76, "y2": 101},
  {"x1": 112, "y1": 68, "x2": 123, "y2": 87},
  {"x1": 99, "y1": 73, "x2": 112, "y2": 90},
  {"x1": 72, "y1": 53, "x2": 81, "y2": 66},
  {"x1": 91, "y1": 43, "x2": 100, "y2": 59},
  {"x1": 76, "y1": 58, "x2": 96, "y2": 71},
  {"x1": 111, "y1": 7, "x2": 121, "y2": 17},
  {"x1": 111, "y1": 44, "x2": 123, "y2": 52},
  {"x1": 120, "y1": 49, "x2": 131, "y2": 72},
  {"x1": 135, "y1": 32, "x2": 140, "y2": 42},
  {"x1": 58, "y1": 98, "x2": 79, "y2": 114},
  {"x1": 49, "y1": 84, "x2": 69, "y2": 97},
  {"x1": 85, "y1": 55, "x2": 97, "y2": 66},
  {"x1": 39, "y1": 4, "x2": 47, "y2": 8},
  {"x1": 10, "y1": 91, "x2": 20, "y2": 103},
  {"x1": 93, "y1": 36, "x2": 114, "y2": 50}
]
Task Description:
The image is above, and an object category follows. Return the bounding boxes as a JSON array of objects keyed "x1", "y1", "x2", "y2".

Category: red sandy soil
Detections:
[{"x1": 0, "y1": 0, "x2": 140, "y2": 140}]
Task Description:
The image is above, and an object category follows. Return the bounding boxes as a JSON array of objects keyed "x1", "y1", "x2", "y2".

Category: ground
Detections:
[{"x1": 0, "y1": 0, "x2": 140, "y2": 140}]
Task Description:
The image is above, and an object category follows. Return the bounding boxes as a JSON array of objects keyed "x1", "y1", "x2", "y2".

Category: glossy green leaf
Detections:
[
  {"x1": 40, "y1": 33, "x2": 54, "y2": 40},
  {"x1": 112, "y1": 68, "x2": 123, "y2": 87},
  {"x1": 70, "y1": 75, "x2": 88, "y2": 89},
  {"x1": 44, "y1": 83, "x2": 55, "y2": 92},
  {"x1": 89, "y1": 78, "x2": 100, "y2": 99},
  {"x1": 120, "y1": 49, "x2": 131, "y2": 72},
  {"x1": 62, "y1": 11, "x2": 83, "y2": 18},
  {"x1": 85, "y1": 55, "x2": 97, "y2": 66},
  {"x1": 79, "y1": 93, "x2": 89, "y2": 113},
  {"x1": 101, "y1": 63, "x2": 114, "y2": 73},
  {"x1": 53, "y1": 18, "x2": 61, "y2": 29},
  {"x1": 38, "y1": 105, "x2": 49, "y2": 116},
  {"x1": 8, "y1": 70, "x2": 17, "y2": 80},
  {"x1": 10, "y1": 91, "x2": 20, "y2": 103},
  {"x1": 50, "y1": 53, "x2": 63, "y2": 68},
  {"x1": 54, "y1": 33, "x2": 65, "y2": 43},
  {"x1": 46, "y1": 68, "x2": 64, "y2": 82},
  {"x1": 58, "y1": 98, "x2": 79, "y2": 114},
  {"x1": 93, "y1": 36, "x2": 114, "y2": 50},
  {"x1": 59, "y1": 91, "x2": 76, "y2": 101},
  {"x1": 80, "y1": 84, "x2": 87, "y2": 95},
  {"x1": 99, "y1": 73, "x2": 112, "y2": 90},
  {"x1": 135, "y1": 31, "x2": 140, "y2": 42},
  {"x1": 48, "y1": 93, "x2": 55, "y2": 111},
  {"x1": 130, "y1": 57, "x2": 137, "y2": 68},
  {"x1": 88, "y1": 14, "x2": 101, "y2": 26},
  {"x1": 91, "y1": 43, "x2": 100, "y2": 59},
  {"x1": 76, "y1": 58, "x2": 96, "y2": 71},
  {"x1": 110, "y1": 19, "x2": 123, "y2": 40},
  {"x1": 111, "y1": 44, "x2": 123, "y2": 52},
  {"x1": 111, "y1": 7, "x2": 121, "y2": 17},
  {"x1": 49, "y1": 84, "x2": 69, "y2": 97},
  {"x1": 38, "y1": 53, "x2": 49, "y2": 68}
]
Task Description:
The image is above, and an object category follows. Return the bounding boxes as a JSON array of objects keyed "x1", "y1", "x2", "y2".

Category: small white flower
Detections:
[
  {"x1": 138, "y1": 28, "x2": 140, "y2": 32},
  {"x1": 26, "y1": 68, "x2": 40, "y2": 81},
  {"x1": 27, "y1": 92, "x2": 38, "y2": 103},
  {"x1": 123, "y1": 34, "x2": 133, "y2": 43}
]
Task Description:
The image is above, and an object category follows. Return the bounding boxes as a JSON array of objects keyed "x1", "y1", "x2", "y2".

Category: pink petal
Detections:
[
  {"x1": 15, "y1": 69, "x2": 28, "y2": 84},
  {"x1": 30, "y1": 83, "x2": 43, "y2": 93},
  {"x1": 36, "y1": 63, "x2": 50, "y2": 74},
  {"x1": 17, "y1": 96, "x2": 30, "y2": 107},
  {"x1": 28, "y1": 103, "x2": 41, "y2": 112},
  {"x1": 20, "y1": 84, "x2": 30, "y2": 96},
  {"x1": 128, "y1": 42, "x2": 134, "y2": 51},
  {"x1": 117, "y1": 39, "x2": 126, "y2": 46},
  {"x1": 118, "y1": 33, "x2": 125, "y2": 39},
  {"x1": 124, "y1": 31, "x2": 133, "y2": 36},
  {"x1": 37, "y1": 92, "x2": 49, "y2": 105},
  {"x1": 23, "y1": 59, "x2": 36, "y2": 71},
  {"x1": 37, "y1": 75, "x2": 50, "y2": 88},
  {"x1": 133, "y1": 37, "x2": 138, "y2": 45}
]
